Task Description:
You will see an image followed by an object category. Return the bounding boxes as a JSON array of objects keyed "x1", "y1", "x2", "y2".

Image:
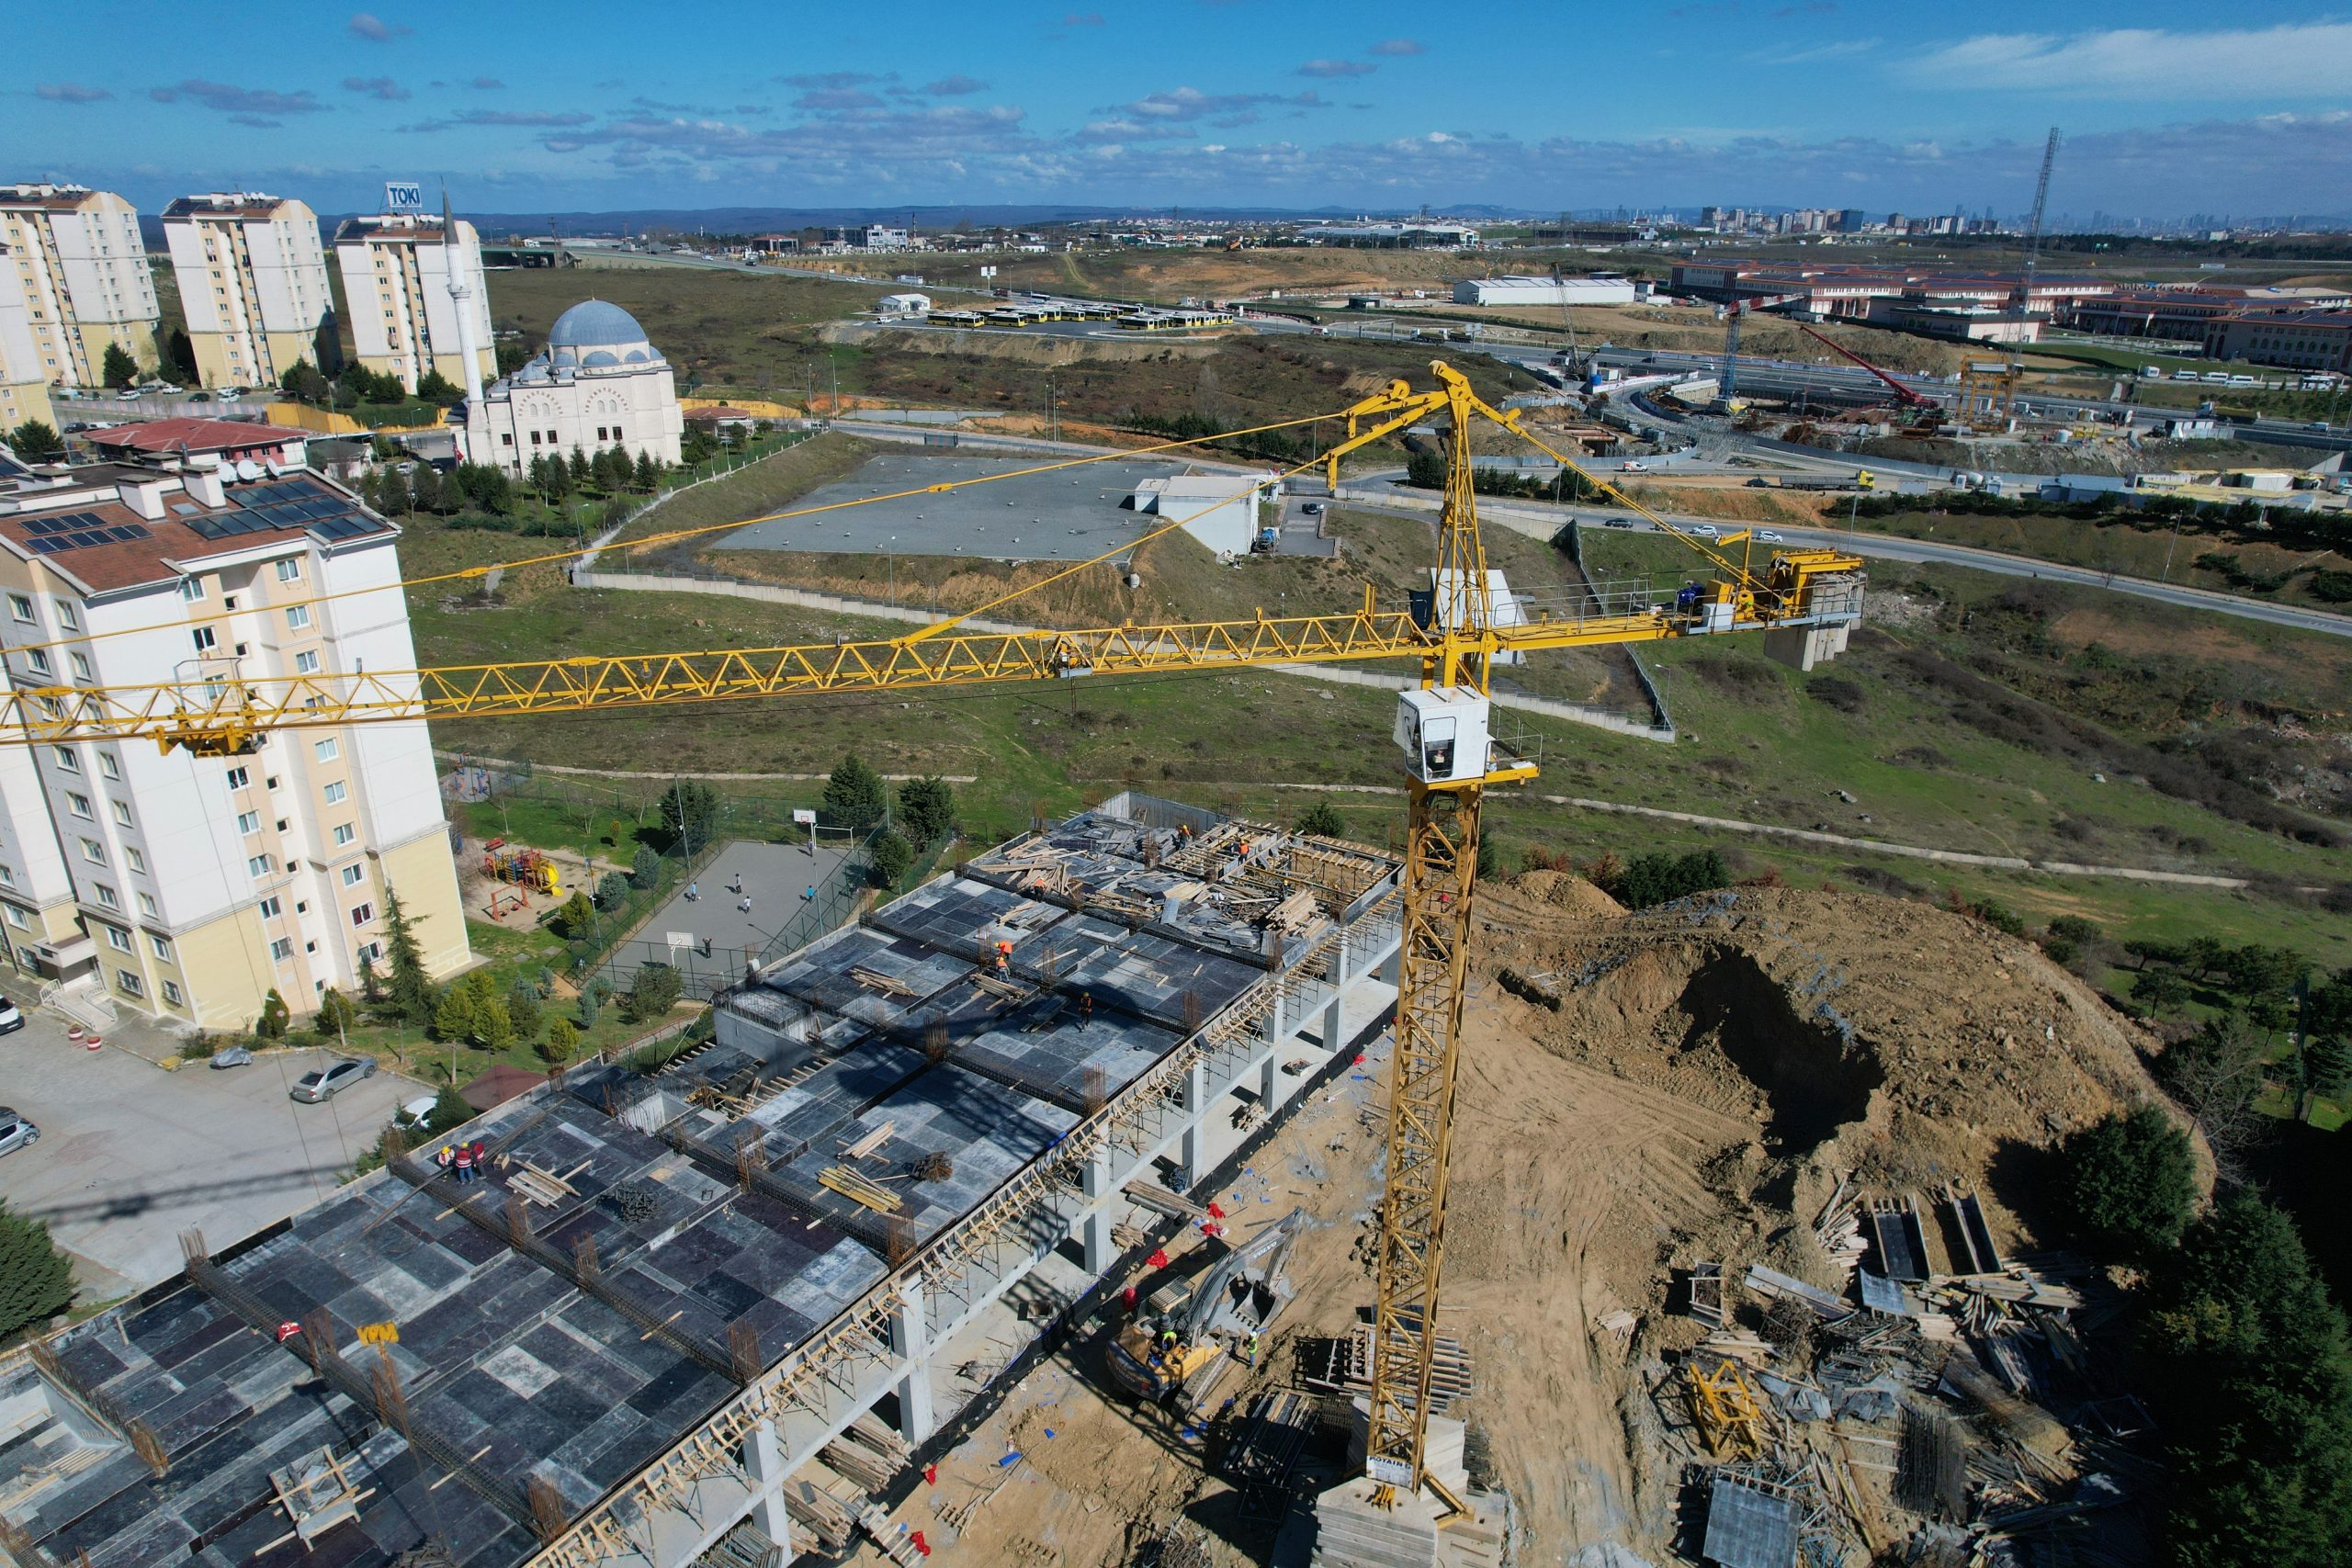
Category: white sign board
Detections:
[
  {"x1": 666, "y1": 931, "x2": 696, "y2": 951},
  {"x1": 791, "y1": 808, "x2": 817, "y2": 825},
  {"x1": 384, "y1": 181, "x2": 425, "y2": 214}
]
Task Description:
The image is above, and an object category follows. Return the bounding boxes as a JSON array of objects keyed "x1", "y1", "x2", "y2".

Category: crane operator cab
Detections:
[{"x1": 1396, "y1": 687, "x2": 1492, "y2": 786}]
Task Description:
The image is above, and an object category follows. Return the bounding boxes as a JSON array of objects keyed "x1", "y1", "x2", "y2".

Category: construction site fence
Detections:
[{"x1": 1555, "y1": 521, "x2": 1676, "y2": 734}]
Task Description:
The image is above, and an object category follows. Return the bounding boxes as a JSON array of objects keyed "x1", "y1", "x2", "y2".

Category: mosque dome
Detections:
[{"x1": 548, "y1": 299, "x2": 655, "y2": 353}]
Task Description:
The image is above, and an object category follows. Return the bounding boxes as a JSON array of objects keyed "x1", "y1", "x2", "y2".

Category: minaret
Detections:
[{"x1": 441, "y1": 189, "x2": 485, "y2": 408}]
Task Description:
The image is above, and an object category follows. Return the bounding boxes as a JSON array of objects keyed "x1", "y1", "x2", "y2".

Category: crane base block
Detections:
[{"x1": 1762, "y1": 623, "x2": 1849, "y2": 672}]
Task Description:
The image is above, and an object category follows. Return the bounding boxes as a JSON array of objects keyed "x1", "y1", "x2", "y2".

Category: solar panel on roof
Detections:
[{"x1": 17, "y1": 517, "x2": 150, "y2": 554}]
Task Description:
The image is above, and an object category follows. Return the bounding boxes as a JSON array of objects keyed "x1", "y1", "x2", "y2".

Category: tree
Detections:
[
  {"x1": 257, "y1": 987, "x2": 290, "y2": 1040},
  {"x1": 381, "y1": 885, "x2": 436, "y2": 1027},
  {"x1": 427, "y1": 1084, "x2": 473, "y2": 1134},
  {"x1": 100, "y1": 342, "x2": 138, "y2": 388},
  {"x1": 540, "y1": 1017, "x2": 580, "y2": 1065},
  {"x1": 822, "y1": 755, "x2": 887, "y2": 831},
  {"x1": 2131, "y1": 966, "x2": 2192, "y2": 1018},
  {"x1": 870, "y1": 829, "x2": 914, "y2": 889},
  {"x1": 314, "y1": 987, "x2": 359, "y2": 1040},
  {"x1": 2302, "y1": 1035, "x2": 2352, "y2": 1114},
  {"x1": 451, "y1": 462, "x2": 512, "y2": 514},
  {"x1": 6, "y1": 422, "x2": 62, "y2": 460},
  {"x1": 356, "y1": 947, "x2": 383, "y2": 1004},
  {"x1": 2057, "y1": 1105, "x2": 2197, "y2": 1261},
  {"x1": 434, "y1": 970, "x2": 512, "y2": 1049},
  {"x1": 432, "y1": 976, "x2": 481, "y2": 1043},
  {"x1": 620, "y1": 962, "x2": 683, "y2": 1023},
  {"x1": 628, "y1": 845, "x2": 661, "y2": 889},
  {"x1": 575, "y1": 985, "x2": 603, "y2": 1030},
  {"x1": 896, "y1": 776, "x2": 956, "y2": 845},
  {"x1": 567, "y1": 446, "x2": 591, "y2": 487},
  {"x1": 2140, "y1": 1196, "x2": 2352, "y2": 1565},
  {"x1": 1595, "y1": 849, "x2": 1730, "y2": 910},
  {"x1": 557, "y1": 889, "x2": 598, "y2": 940},
  {"x1": 595, "y1": 871, "x2": 629, "y2": 909},
  {"x1": 280, "y1": 358, "x2": 331, "y2": 403},
  {"x1": 2157, "y1": 1013, "x2": 2268, "y2": 1167},
  {"x1": 0, "y1": 1201, "x2": 74, "y2": 1344},
  {"x1": 659, "y1": 781, "x2": 719, "y2": 852},
  {"x1": 506, "y1": 983, "x2": 543, "y2": 1042},
  {"x1": 416, "y1": 367, "x2": 462, "y2": 403},
  {"x1": 539, "y1": 452, "x2": 571, "y2": 502},
  {"x1": 164, "y1": 328, "x2": 198, "y2": 384},
  {"x1": 1295, "y1": 800, "x2": 1346, "y2": 839},
  {"x1": 634, "y1": 450, "x2": 659, "y2": 491},
  {"x1": 407, "y1": 464, "x2": 444, "y2": 515}
]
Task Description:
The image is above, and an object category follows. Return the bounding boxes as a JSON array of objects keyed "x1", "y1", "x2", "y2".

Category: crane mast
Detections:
[{"x1": 2000, "y1": 127, "x2": 2061, "y2": 428}]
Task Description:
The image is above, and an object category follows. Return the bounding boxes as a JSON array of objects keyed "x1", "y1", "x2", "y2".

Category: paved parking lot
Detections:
[{"x1": 0, "y1": 1016, "x2": 421, "y2": 1293}]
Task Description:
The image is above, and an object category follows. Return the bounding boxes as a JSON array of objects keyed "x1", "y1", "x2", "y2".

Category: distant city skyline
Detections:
[{"x1": 9, "y1": 3, "x2": 2351, "y2": 221}]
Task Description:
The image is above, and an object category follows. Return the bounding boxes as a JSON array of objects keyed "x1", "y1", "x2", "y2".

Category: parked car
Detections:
[
  {"x1": 209, "y1": 1043, "x2": 253, "y2": 1069},
  {"x1": 1299, "y1": 501, "x2": 1324, "y2": 515},
  {"x1": 397, "y1": 1094, "x2": 439, "y2": 1127},
  {"x1": 289, "y1": 1057, "x2": 375, "y2": 1102},
  {"x1": 0, "y1": 1108, "x2": 37, "y2": 1157},
  {"x1": 0, "y1": 996, "x2": 22, "y2": 1035}
]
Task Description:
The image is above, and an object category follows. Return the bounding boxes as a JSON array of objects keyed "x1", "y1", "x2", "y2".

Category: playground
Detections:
[{"x1": 456, "y1": 834, "x2": 620, "y2": 932}]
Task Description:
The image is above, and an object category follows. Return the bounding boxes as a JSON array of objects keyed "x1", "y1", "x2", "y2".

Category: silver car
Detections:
[
  {"x1": 289, "y1": 1058, "x2": 376, "y2": 1103},
  {"x1": 0, "y1": 1108, "x2": 38, "y2": 1156}
]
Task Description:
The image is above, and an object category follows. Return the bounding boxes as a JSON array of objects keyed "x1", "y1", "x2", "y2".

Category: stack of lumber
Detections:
[
  {"x1": 846, "y1": 1413, "x2": 912, "y2": 1469},
  {"x1": 839, "y1": 1122, "x2": 894, "y2": 1161},
  {"x1": 820, "y1": 1436, "x2": 897, "y2": 1493},
  {"x1": 1124, "y1": 1179, "x2": 1208, "y2": 1223},
  {"x1": 1814, "y1": 1176, "x2": 1868, "y2": 1283},
  {"x1": 1699, "y1": 1329, "x2": 1774, "y2": 1367},
  {"x1": 505, "y1": 1160, "x2": 584, "y2": 1209},
  {"x1": 856, "y1": 1503, "x2": 927, "y2": 1567},
  {"x1": 780, "y1": 1478, "x2": 856, "y2": 1551},
  {"x1": 1309, "y1": 1324, "x2": 1475, "y2": 1413},
  {"x1": 1962, "y1": 1276, "x2": 2085, "y2": 1311},
  {"x1": 819, "y1": 1166, "x2": 903, "y2": 1213}
]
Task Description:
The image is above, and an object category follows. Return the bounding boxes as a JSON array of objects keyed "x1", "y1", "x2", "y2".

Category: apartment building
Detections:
[
  {"x1": 333, "y1": 210, "x2": 494, "y2": 393},
  {"x1": 0, "y1": 455, "x2": 469, "y2": 1029},
  {"x1": 0, "y1": 249, "x2": 52, "y2": 434},
  {"x1": 162, "y1": 193, "x2": 335, "y2": 389},
  {"x1": 0, "y1": 183, "x2": 159, "y2": 387}
]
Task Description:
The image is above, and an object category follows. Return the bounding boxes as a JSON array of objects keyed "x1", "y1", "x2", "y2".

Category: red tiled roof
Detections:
[
  {"x1": 85, "y1": 419, "x2": 308, "y2": 456},
  {"x1": 0, "y1": 475, "x2": 390, "y2": 594}
]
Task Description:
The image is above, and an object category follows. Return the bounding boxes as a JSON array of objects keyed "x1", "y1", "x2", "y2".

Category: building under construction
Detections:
[{"x1": 0, "y1": 793, "x2": 1403, "y2": 1568}]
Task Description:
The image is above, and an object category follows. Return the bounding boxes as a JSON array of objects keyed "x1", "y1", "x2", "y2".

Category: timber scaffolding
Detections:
[{"x1": 0, "y1": 793, "x2": 1404, "y2": 1568}]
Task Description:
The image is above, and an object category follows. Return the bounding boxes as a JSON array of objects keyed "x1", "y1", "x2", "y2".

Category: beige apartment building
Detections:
[
  {"x1": 0, "y1": 248, "x2": 53, "y2": 434},
  {"x1": 334, "y1": 211, "x2": 494, "y2": 393},
  {"x1": 0, "y1": 183, "x2": 159, "y2": 387},
  {"x1": 162, "y1": 193, "x2": 335, "y2": 389},
  {"x1": 0, "y1": 446, "x2": 469, "y2": 1030}
]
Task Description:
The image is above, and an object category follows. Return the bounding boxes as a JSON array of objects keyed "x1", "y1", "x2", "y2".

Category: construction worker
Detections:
[
  {"x1": 995, "y1": 941, "x2": 1013, "y2": 974},
  {"x1": 1244, "y1": 1329, "x2": 1261, "y2": 1370},
  {"x1": 452, "y1": 1142, "x2": 475, "y2": 1185},
  {"x1": 1159, "y1": 1323, "x2": 1180, "y2": 1355},
  {"x1": 1079, "y1": 991, "x2": 1093, "y2": 1021}
]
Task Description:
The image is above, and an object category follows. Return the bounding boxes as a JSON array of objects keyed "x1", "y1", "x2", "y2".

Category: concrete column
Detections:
[
  {"x1": 1376, "y1": 942, "x2": 1402, "y2": 987},
  {"x1": 889, "y1": 1275, "x2": 935, "y2": 1443},
  {"x1": 1178, "y1": 1060, "x2": 1209, "y2": 1190},
  {"x1": 1260, "y1": 1050, "x2": 1283, "y2": 1114},
  {"x1": 744, "y1": 1418, "x2": 796, "y2": 1557},
  {"x1": 1080, "y1": 1142, "x2": 1115, "y2": 1275}
]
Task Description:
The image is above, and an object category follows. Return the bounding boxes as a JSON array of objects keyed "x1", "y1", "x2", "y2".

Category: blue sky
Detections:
[{"x1": 10, "y1": 3, "x2": 2350, "y2": 219}]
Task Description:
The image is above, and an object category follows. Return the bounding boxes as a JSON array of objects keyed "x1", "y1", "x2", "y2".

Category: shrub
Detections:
[
  {"x1": 257, "y1": 987, "x2": 290, "y2": 1039},
  {"x1": 2058, "y1": 1106, "x2": 2197, "y2": 1260},
  {"x1": 540, "y1": 1018, "x2": 580, "y2": 1065},
  {"x1": 620, "y1": 963, "x2": 683, "y2": 1023},
  {"x1": 1595, "y1": 849, "x2": 1729, "y2": 909},
  {"x1": 1295, "y1": 801, "x2": 1346, "y2": 839}
]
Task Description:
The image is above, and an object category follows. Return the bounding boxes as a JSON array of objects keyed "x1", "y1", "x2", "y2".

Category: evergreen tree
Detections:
[
  {"x1": 415, "y1": 367, "x2": 462, "y2": 403},
  {"x1": 2057, "y1": 1105, "x2": 2197, "y2": 1260},
  {"x1": 279, "y1": 358, "x2": 331, "y2": 403},
  {"x1": 506, "y1": 983, "x2": 543, "y2": 1041},
  {"x1": 407, "y1": 464, "x2": 444, "y2": 515},
  {"x1": 432, "y1": 976, "x2": 480, "y2": 1043},
  {"x1": 539, "y1": 453, "x2": 570, "y2": 502},
  {"x1": 541, "y1": 1017, "x2": 580, "y2": 1064},
  {"x1": 5, "y1": 422, "x2": 62, "y2": 460},
  {"x1": 634, "y1": 450, "x2": 658, "y2": 491},
  {"x1": 822, "y1": 755, "x2": 887, "y2": 831},
  {"x1": 557, "y1": 889, "x2": 597, "y2": 939},
  {"x1": 659, "y1": 782, "x2": 719, "y2": 852},
  {"x1": 100, "y1": 343, "x2": 138, "y2": 388},
  {"x1": 896, "y1": 777, "x2": 956, "y2": 845},
  {"x1": 381, "y1": 885, "x2": 436, "y2": 1026},
  {"x1": 567, "y1": 446, "x2": 591, "y2": 486},
  {"x1": 314, "y1": 987, "x2": 359, "y2": 1039},
  {"x1": 164, "y1": 328, "x2": 198, "y2": 384},
  {"x1": 594, "y1": 871, "x2": 629, "y2": 908},
  {"x1": 621, "y1": 963, "x2": 683, "y2": 1023},
  {"x1": 870, "y1": 829, "x2": 914, "y2": 889},
  {"x1": 257, "y1": 987, "x2": 290, "y2": 1040},
  {"x1": 428, "y1": 1084, "x2": 472, "y2": 1134},
  {"x1": 628, "y1": 844, "x2": 661, "y2": 889},
  {"x1": 356, "y1": 946, "x2": 383, "y2": 1004},
  {"x1": 1295, "y1": 801, "x2": 1346, "y2": 838},
  {"x1": 0, "y1": 1201, "x2": 74, "y2": 1344},
  {"x1": 575, "y1": 986, "x2": 602, "y2": 1030}
]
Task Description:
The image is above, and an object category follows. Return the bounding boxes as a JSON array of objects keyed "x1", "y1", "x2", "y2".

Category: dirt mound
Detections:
[{"x1": 1501, "y1": 869, "x2": 1626, "y2": 919}]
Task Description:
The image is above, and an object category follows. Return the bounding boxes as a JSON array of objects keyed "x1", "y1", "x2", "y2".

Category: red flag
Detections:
[
  {"x1": 923, "y1": 1463, "x2": 938, "y2": 1486},
  {"x1": 1147, "y1": 1247, "x2": 1169, "y2": 1269}
]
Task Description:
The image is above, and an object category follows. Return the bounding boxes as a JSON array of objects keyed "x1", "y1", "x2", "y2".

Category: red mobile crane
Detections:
[{"x1": 1786, "y1": 319, "x2": 1936, "y2": 411}]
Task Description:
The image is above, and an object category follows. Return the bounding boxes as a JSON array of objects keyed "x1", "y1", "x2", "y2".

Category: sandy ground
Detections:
[{"x1": 863, "y1": 873, "x2": 2171, "y2": 1567}]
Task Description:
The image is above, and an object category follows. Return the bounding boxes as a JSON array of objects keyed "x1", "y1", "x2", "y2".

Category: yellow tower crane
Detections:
[{"x1": 0, "y1": 363, "x2": 1861, "y2": 1539}]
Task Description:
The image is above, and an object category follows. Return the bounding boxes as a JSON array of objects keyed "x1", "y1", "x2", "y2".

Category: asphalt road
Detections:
[{"x1": 0, "y1": 1018, "x2": 421, "y2": 1292}]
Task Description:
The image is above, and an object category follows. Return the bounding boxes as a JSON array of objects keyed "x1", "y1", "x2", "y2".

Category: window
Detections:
[
  {"x1": 92, "y1": 884, "x2": 117, "y2": 908},
  {"x1": 109, "y1": 800, "x2": 130, "y2": 827},
  {"x1": 148, "y1": 933, "x2": 171, "y2": 961},
  {"x1": 66, "y1": 793, "x2": 91, "y2": 818},
  {"x1": 294, "y1": 650, "x2": 321, "y2": 675},
  {"x1": 349, "y1": 902, "x2": 375, "y2": 927},
  {"x1": 225, "y1": 765, "x2": 249, "y2": 790},
  {"x1": 333, "y1": 823, "x2": 356, "y2": 846},
  {"x1": 26, "y1": 649, "x2": 50, "y2": 676},
  {"x1": 114, "y1": 969, "x2": 142, "y2": 998},
  {"x1": 103, "y1": 925, "x2": 130, "y2": 953},
  {"x1": 313, "y1": 739, "x2": 338, "y2": 763},
  {"x1": 6, "y1": 594, "x2": 29, "y2": 622},
  {"x1": 192, "y1": 626, "x2": 216, "y2": 654},
  {"x1": 97, "y1": 751, "x2": 119, "y2": 781},
  {"x1": 180, "y1": 576, "x2": 206, "y2": 602},
  {"x1": 246, "y1": 852, "x2": 272, "y2": 877},
  {"x1": 0, "y1": 864, "x2": 12, "y2": 887},
  {"x1": 161, "y1": 979, "x2": 182, "y2": 1007},
  {"x1": 136, "y1": 891, "x2": 157, "y2": 918},
  {"x1": 322, "y1": 781, "x2": 346, "y2": 806},
  {"x1": 68, "y1": 652, "x2": 91, "y2": 681},
  {"x1": 236, "y1": 810, "x2": 260, "y2": 834},
  {"x1": 287, "y1": 604, "x2": 311, "y2": 631},
  {"x1": 275, "y1": 558, "x2": 302, "y2": 583},
  {"x1": 124, "y1": 847, "x2": 144, "y2": 874},
  {"x1": 269, "y1": 937, "x2": 294, "y2": 962},
  {"x1": 51, "y1": 747, "x2": 77, "y2": 773},
  {"x1": 356, "y1": 940, "x2": 382, "y2": 965},
  {"x1": 80, "y1": 839, "x2": 105, "y2": 865},
  {"x1": 340, "y1": 863, "x2": 365, "y2": 887},
  {"x1": 1, "y1": 906, "x2": 22, "y2": 931},
  {"x1": 52, "y1": 601, "x2": 76, "y2": 632},
  {"x1": 257, "y1": 895, "x2": 281, "y2": 919}
]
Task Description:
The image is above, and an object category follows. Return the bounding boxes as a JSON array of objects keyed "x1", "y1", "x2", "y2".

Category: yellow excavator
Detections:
[{"x1": 1106, "y1": 1208, "x2": 1306, "y2": 1405}]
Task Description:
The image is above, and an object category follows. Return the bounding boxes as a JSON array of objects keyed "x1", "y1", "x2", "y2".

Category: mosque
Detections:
[{"x1": 463, "y1": 299, "x2": 685, "y2": 475}]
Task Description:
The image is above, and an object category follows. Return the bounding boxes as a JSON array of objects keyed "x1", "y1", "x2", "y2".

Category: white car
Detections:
[
  {"x1": 1688, "y1": 524, "x2": 1721, "y2": 538},
  {"x1": 397, "y1": 1094, "x2": 438, "y2": 1127},
  {"x1": 1620, "y1": 460, "x2": 1650, "y2": 473},
  {"x1": 1756, "y1": 529, "x2": 1785, "y2": 544}
]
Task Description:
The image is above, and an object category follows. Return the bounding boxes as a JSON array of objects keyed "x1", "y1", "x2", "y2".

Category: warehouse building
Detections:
[
  {"x1": 1451, "y1": 276, "x2": 1637, "y2": 308},
  {"x1": 1125, "y1": 467, "x2": 1279, "y2": 556},
  {"x1": 0, "y1": 795, "x2": 1402, "y2": 1568}
]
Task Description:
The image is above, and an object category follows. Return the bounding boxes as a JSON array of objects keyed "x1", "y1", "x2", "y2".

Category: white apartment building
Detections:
[
  {"x1": 162, "y1": 193, "x2": 334, "y2": 390},
  {"x1": 0, "y1": 458, "x2": 469, "y2": 1030},
  {"x1": 0, "y1": 249, "x2": 52, "y2": 434},
  {"x1": 334, "y1": 211, "x2": 494, "y2": 393},
  {"x1": 0, "y1": 183, "x2": 160, "y2": 387}
]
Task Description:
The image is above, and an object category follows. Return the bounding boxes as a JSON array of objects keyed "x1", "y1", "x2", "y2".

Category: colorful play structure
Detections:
[{"x1": 481, "y1": 839, "x2": 562, "y2": 919}]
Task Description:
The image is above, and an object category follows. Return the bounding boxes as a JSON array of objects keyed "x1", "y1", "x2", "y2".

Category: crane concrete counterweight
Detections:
[{"x1": 0, "y1": 363, "x2": 1863, "y2": 1565}]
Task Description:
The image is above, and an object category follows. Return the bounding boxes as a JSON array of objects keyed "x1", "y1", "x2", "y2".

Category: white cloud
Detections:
[
  {"x1": 347, "y1": 11, "x2": 410, "y2": 42},
  {"x1": 1369, "y1": 39, "x2": 1424, "y2": 57},
  {"x1": 1297, "y1": 59, "x2": 1376, "y2": 78},
  {"x1": 1905, "y1": 22, "x2": 2352, "y2": 97}
]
